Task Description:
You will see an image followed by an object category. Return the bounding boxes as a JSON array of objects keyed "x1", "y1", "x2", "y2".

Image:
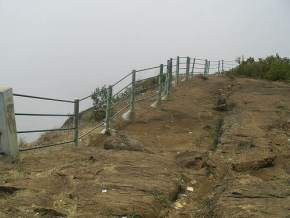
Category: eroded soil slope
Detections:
[{"x1": 1, "y1": 76, "x2": 290, "y2": 218}]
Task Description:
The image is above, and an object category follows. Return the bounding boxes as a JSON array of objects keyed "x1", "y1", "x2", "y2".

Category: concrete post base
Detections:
[
  {"x1": 101, "y1": 128, "x2": 110, "y2": 135},
  {"x1": 101, "y1": 127, "x2": 115, "y2": 135},
  {"x1": 122, "y1": 110, "x2": 135, "y2": 122},
  {"x1": 161, "y1": 94, "x2": 169, "y2": 101},
  {"x1": 151, "y1": 100, "x2": 161, "y2": 108}
]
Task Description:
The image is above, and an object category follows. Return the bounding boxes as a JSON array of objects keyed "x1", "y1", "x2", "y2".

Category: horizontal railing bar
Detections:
[
  {"x1": 17, "y1": 127, "x2": 75, "y2": 134},
  {"x1": 80, "y1": 94, "x2": 92, "y2": 102},
  {"x1": 19, "y1": 140, "x2": 75, "y2": 152},
  {"x1": 79, "y1": 104, "x2": 95, "y2": 114},
  {"x1": 78, "y1": 121, "x2": 104, "y2": 139},
  {"x1": 135, "y1": 92, "x2": 158, "y2": 103},
  {"x1": 13, "y1": 93, "x2": 74, "y2": 103},
  {"x1": 136, "y1": 75, "x2": 158, "y2": 83},
  {"x1": 194, "y1": 58, "x2": 206, "y2": 61},
  {"x1": 113, "y1": 82, "x2": 132, "y2": 98},
  {"x1": 136, "y1": 65, "x2": 160, "y2": 73},
  {"x1": 15, "y1": 113, "x2": 74, "y2": 117},
  {"x1": 112, "y1": 72, "x2": 133, "y2": 87},
  {"x1": 194, "y1": 62, "x2": 206, "y2": 66},
  {"x1": 223, "y1": 60, "x2": 236, "y2": 62},
  {"x1": 111, "y1": 104, "x2": 130, "y2": 119},
  {"x1": 223, "y1": 63, "x2": 238, "y2": 66}
]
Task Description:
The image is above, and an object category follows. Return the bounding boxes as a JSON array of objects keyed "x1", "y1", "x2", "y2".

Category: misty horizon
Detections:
[{"x1": 1, "y1": 0, "x2": 289, "y2": 141}]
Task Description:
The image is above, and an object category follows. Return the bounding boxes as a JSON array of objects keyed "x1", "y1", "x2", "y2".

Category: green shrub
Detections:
[
  {"x1": 230, "y1": 54, "x2": 290, "y2": 81},
  {"x1": 91, "y1": 86, "x2": 107, "y2": 120}
]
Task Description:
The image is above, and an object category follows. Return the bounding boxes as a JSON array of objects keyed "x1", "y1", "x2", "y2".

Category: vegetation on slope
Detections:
[{"x1": 230, "y1": 54, "x2": 290, "y2": 81}]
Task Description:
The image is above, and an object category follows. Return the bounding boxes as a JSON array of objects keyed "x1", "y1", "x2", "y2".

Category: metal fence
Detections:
[{"x1": 13, "y1": 56, "x2": 239, "y2": 152}]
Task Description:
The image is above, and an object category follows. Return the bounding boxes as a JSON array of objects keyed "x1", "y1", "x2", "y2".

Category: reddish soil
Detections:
[{"x1": 1, "y1": 76, "x2": 290, "y2": 218}]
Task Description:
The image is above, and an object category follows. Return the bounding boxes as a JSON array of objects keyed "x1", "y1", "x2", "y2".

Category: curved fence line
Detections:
[{"x1": 9, "y1": 55, "x2": 240, "y2": 154}]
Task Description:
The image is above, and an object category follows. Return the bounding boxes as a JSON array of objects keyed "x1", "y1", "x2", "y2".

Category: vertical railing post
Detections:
[
  {"x1": 0, "y1": 87, "x2": 18, "y2": 159},
  {"x1": 169, "y1": 58, "x2": 173, "y2": 90},
  {"x1": 151, "y1": 64, "x2": 163, "y2": 108},
  {"x1": 73, "y1": 99, "x2": 79, "y2": 146},
  {"x1": 162, "y1": 60, "x2": 170, "y2": 100},
  {"x1": 218, "y1": 60, "x2": 221, "y2": 75},
  {"x1": 166, "y1": 60, "x2": 170, "y2": 96},
  {"x1": 122, "y1": 70, "x2": 136, "y2": 122},
  {"x1": 104, "y1": 85, "x2": 112, "y2": 134},
  {"x1": 191, "y1": 58, "x2": 196, "y2": 78},
  {"x1": 204, "y1": 59, "x2": 207, "y2": 76},
  {"x1": 186, "y1": 56, "x2": 190, "y2": 80},
  {"x1": 176, "y1": 56, "x2": 180, "y2": 85},
  {"x1": 130, "y1": 70, "x2": 136, "y2": 113},
  {"x1": 222, "y1": 60, "x2": 224, "y2": 73},
  {"x1": 207, "y1": 60, "x2": 211, "y2": 75}
]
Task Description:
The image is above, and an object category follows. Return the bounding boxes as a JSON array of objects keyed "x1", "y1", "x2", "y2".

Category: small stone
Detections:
[
  {"x1": 101, "y1": 189, "x2": 107, "y2": 193},
  {"x1": 180, "y1": 194, "x2": 187, "y2": 197},
  {"x1": 174, "y1": 202, "x2": 184, "y2": 209},
  {"x1": 186, "y1": 187, "x2": 194, "y2": 192},
  {"x1": 191, "y1": 180, "x2": 197, "y2": 185}
]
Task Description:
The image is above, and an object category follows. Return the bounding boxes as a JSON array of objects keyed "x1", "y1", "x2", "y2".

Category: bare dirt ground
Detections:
[{"x1": 1, "y1": 76, "x2": 290, "y2": 218}]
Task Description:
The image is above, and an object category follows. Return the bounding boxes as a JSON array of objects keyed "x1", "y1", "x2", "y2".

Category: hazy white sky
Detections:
[{"x1": 1, "y1": 0, "x2": 290, "y2": 140}]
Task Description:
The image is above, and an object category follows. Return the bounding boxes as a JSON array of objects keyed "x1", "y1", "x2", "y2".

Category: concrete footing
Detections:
[
  {"x1": 122, "y1": 110, "x2": 135, "y2": 122},
  {"x1": 151, "y1": 100, "x2": 161, "y2": 108}
]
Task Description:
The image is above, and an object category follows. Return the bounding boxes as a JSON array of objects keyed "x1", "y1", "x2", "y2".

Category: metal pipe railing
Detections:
[
  {"x1": 136, "y1": 65, "x2": 160, "y2": 73},
  {"x1": 15, "y1": 113, "x2": 74, "y2": 117},
  {"x1": 13, "y1": 93, "x2": 74, "y2": 103},
  {"x1": 17, "y1": 127, "x2": 75, "y2": 134},
  {"x1": 12, "y1": 55, "x2": 240, "y2": 153},
  {"x1": 112, "y1": 72, "x2": 133, "y2": 87},
  {"x1": 112, "y1": 82, "x2": 132, "y2": 98},
  {"x1": 79, "y1": 94, "x2": 92, "y2": 102},
  {"x1": 78, "y1": 121, "x2": 104, "y2": 139},
  {"x1": 19, "y1": 140, "x2": 75, "y2": 152}
]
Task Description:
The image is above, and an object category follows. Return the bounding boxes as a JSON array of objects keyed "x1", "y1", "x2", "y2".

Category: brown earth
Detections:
[{"x1": 1, "y1": 76, "x2": 290, "y2": 217}]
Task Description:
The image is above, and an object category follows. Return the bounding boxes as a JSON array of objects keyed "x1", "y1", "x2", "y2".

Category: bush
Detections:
[
  {"x1": 230, "y1": 54, "x2": 290, "y2": 81},
  {"x1": 91, "y1": 86, "x2": 107, "y2": 120}
]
